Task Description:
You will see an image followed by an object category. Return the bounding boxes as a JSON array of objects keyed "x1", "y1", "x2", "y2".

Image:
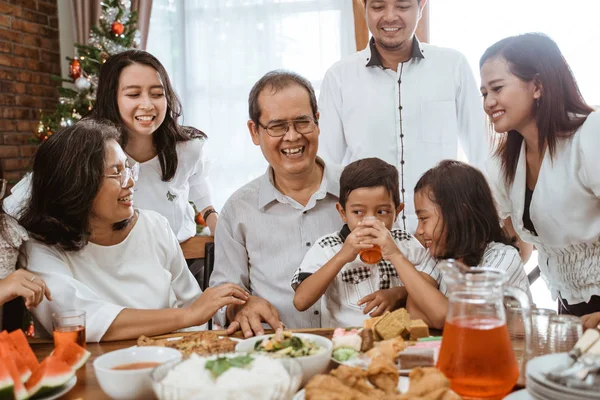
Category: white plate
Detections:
[
  {"x1": 503, "y1": 389, "x2": 533, "y2": 400},
  {"x1": 293, "y1": 376, "x2": 409, "y2": 399},
  {"x1": 32, "y1": 376, "x2": 77, "y2": 400},
  {"x1": 526, "y1": 353, "x2": 600, "y2": 399}
]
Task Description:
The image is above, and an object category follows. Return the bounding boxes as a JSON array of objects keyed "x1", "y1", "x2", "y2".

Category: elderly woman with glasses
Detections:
[{"x1": 19, "y1": 120, "x2": 248, "y2": 342}]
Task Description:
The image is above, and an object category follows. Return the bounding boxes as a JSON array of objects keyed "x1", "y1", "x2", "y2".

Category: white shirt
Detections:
[
  {"x1": 291, "y1": 227, "x2": 438, "y2": 328},
  {"x1": 210, "y1": 161, "x2": 342, "y2": 329},
  {"x1": 26, "y1": 210, "x2": 202, "y2": 342},
  {"x1": 435, "y1": 242, "x2": 531, "y2": 300},
  {"x1": 128, "y1": 138, "x2": 212, "y2": 242},
  {"x1": 318, "y1": 38, "x2": 488, "y2": 232},
  {"x1": 486, "y1": 112, "x2": 600, "y2": 304}
]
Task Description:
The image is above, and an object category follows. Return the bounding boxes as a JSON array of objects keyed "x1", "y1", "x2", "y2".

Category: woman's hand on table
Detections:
[
  {"x1": 186, "y1": 283, "x2": 248, "y2": 326},
  {"x1": 226, "y1": 295, "x2": 284, "y2": 338},
  {"x1": 581, "y1": 312, "x2": 600, "y2": 329},
  {"x1": 0, "y1": 270, "x2": 52, "y2": 308}
]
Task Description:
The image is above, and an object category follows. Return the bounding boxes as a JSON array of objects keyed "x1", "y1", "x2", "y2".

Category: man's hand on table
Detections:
[{"x1": 226, "y1": 295, "x2": 284, "y2": 338}]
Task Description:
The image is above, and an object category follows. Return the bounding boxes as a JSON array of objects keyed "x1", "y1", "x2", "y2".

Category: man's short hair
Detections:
[
  {"x1": 364, "y1": 0, "x2": 421, "y2": 6},
  {"x1": 248, "y1": 70, "x2": 318, "y2": 125},
  {"x1": 339, "y1": 157, "x2": 401, "y2": 209}
]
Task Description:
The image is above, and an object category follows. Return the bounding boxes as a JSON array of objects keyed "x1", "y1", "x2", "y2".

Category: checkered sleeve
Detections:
[
  {"x1": 290, "y1": 234, "x2": 336, "y2": 290},
  {"x1": 393, "y1": 230, "x2": 441, "y2": 284}
]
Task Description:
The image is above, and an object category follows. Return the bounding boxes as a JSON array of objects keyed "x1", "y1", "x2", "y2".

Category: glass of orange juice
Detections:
[
  {"x1": 52, "y1": 310, "x2": 86, "y2": 349},
  {"x1": 359, "y1": 216, "x2": 382, "y2": 264}
]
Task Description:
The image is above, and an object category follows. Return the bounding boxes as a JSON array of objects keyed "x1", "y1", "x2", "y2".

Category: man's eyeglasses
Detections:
[
  {"x1": 257, "y1": 118, "x2": 317, "y2": 137},
  {"x1": 103, "y1": 163, "x2": 140, "y2": 188}
]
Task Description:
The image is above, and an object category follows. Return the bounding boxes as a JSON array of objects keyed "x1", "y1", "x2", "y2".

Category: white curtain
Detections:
[{"x1": 147, "y1": 0, "x2": 355, "y2": 209}]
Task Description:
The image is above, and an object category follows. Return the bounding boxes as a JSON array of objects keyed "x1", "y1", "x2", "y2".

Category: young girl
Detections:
[
  {"x1": 480, "y1": 33, "x2": 599, "y2": 326},
  {"x1": 89, "y1": 50, "x2": 217, "y2": 241},
  {"x1": 406, "y1": 160, "x2": 531, "y2": 328},
  {"x1": 0, "y1": 167, "x2": 51, "y2": 330}
]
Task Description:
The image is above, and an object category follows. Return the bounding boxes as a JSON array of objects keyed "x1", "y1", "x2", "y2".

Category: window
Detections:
[{"x1": 147, "y1": 0, "x2": 355, "y2": 209}]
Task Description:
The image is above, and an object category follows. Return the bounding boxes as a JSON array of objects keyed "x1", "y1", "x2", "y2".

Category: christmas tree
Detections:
[{"x1": 35, "y1": 0, "x2": 141, "y2": 142}]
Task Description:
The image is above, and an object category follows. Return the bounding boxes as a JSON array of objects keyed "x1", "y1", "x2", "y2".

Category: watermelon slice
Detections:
[
  {"x1": 0, "y1": 342, "x2": 30, "y2": 383},
  {"x1": 0, "y1": 356, "x2": 28, "y2": 400},
  {"x1": 0, "y1": 362, "x2": 15, "y2": 400},
  {"x1": 25, "y1": 356, "x2": 74, "y2": 399},
  {"x1": 8, "y1": 330, "x2": 39, "y2": 372},
  {"x1": 52, "y1": 342, "x2": 90, "y2": 371}
]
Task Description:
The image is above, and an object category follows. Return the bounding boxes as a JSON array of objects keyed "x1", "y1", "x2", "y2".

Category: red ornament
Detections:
[
  {"x1": 69, "y1": 59, "x2": 81, "y2": 81},
  {"x1": 111, "y1": 21, "x2": 124, "y2": 35}
]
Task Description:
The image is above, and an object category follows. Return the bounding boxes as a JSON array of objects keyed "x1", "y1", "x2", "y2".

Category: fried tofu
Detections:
[{"x1": 408, "y1": 319, "x2": 430, "y2": 340}]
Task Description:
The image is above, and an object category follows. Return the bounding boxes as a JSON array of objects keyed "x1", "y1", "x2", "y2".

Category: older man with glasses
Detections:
[{"x1": 211, "y1": 70, "x2": 407, "y2": 337}]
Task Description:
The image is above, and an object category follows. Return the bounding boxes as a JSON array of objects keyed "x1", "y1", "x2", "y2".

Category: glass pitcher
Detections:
[{"x1": 436, "y1": 259, "x2": 532, "y2": 399}]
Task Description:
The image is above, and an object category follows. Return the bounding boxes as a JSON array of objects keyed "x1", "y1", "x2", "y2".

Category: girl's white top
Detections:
[
  {"x1": 127, "y1": 138, "x2": 213, "y2": 242},
  {"x1": 486, "y1": 111, "x2": 600, "y2": 304}
]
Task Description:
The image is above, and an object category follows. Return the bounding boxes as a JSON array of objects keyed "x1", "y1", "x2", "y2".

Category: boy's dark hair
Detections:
[
  {"x1": 414, "y1": 160, "x2": 512, "y2": 266},
  {"x1": 90, "y1": 50, "x2": 206, "y2": 182},
  {"x1": 339, "y1": 158, "x2": 400, "y2": 209},
  {"x1": 19, "y1": 119, "x2": 124, "y2": 251},
  {"x1": 248, "y1": 70, "x2": 318, "y2": 125}
]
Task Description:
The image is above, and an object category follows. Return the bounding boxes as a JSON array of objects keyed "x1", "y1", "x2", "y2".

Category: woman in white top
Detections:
[
  {"x1": 480, "y1": 33, "x2": 600, "y2": 327},
  {"x1": 19, "y1": 120, "x2": 248, "y2": 342},
  {"x1": 409, "y1": 160, "x2": 531, "y2": 328},
  {"x1": 89, "y1": 50, "x2": 217, "y2": 241},
  {"x1": 0, "y1": 170, "x2": 51, "y2": 331}
]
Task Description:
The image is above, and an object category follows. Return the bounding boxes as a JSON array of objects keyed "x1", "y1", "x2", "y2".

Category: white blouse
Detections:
[
  {"x1": 486, "y1": 111, "x2": 600, "y2": 304},
  {"x1": 127, "y1": 138, "x2": 213, "y2": 242},
  {"x1": 26, "y1": 210, "x2": 202, "y2": 342}
]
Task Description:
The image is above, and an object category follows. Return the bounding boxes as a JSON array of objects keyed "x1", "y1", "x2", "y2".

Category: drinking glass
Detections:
[
  {"x1": 359, "y1": 216, "x2": 382, "y2": 264},
  {"x1": 530, "y1": 308, "x2": 557, "y2": 357},
  {"x1": 547, "y1": 314, "x2": 583, "y2": 354},
  {"x1": 52, "y1": 310, "x2": 86, "y2": 348}
]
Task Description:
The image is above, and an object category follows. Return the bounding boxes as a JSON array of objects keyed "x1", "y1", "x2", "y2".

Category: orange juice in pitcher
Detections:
[{"x1": 436, "y1": 260, "x2": 531, "y2": 399}]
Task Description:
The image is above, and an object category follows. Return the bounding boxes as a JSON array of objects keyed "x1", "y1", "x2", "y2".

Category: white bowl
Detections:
[
  {"x1": 235, "y1": 333, "x2": 333, "y2": 385},
  {"x1": 93, "y1": 346, "x2": 182, "y2": 400}
]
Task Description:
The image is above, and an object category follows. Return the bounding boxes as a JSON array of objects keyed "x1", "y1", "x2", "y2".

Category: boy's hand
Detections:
[
  {"x1": 581, "y1": 312, "x2": 600, "y2": 329},
  {"x1": 358, "y1": 288, "x2": 401, "y2": 316},
  {"x1": 337, "y1": 226, "x2": 376, "y2": 264},
  {"x1": 358, "y1": 218, "x2": 403, "y2": 260}
]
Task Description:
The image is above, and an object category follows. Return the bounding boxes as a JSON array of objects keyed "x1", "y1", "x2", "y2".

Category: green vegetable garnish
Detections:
[
  {"x1": 333, "y1": 348, "x2": 358, "y2": 362},
  {"x1": 204, "y1": 355, "x2": 254, "y2": 378}
]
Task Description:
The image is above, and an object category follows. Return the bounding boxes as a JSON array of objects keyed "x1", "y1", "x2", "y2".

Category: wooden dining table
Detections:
[{"x1": 30, "y1": 327, "x2": 522, "y2": 399}]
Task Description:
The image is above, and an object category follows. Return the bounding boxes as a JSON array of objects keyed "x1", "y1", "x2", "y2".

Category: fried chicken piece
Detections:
[
  {"x1": 402, "y1": 368, "x2": 452, "y2": 398},
  {"x1": 305, "y1": 374, "x2": 371, "y2": 400},
  {"x1": 330, "y1": 365, "x2": 386, "y2": 397},
  {"x1": 366, "y1": 356, "x2": 399, "y2": 394},
  {"x1": 375, "y1": 336, "x2": 407, "y2": 361},
  {"x1": 136, "y1": 332, "x2": 237, "y2": 356},
  {"x1": 397, "y1": 388, "x2": 462, "y2": 400},
  {"x1": 137, "y1": 335, "x2": 169, "y2": 347}
]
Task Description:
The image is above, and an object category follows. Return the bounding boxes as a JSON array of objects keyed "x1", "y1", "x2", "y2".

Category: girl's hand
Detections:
[
  {"x1": 581, "y1": 312, "x2": 600, "y2": 329},
  {"x1": 358, "y1": 288, "x2": 399, "y2": 317},
  {"x1": 358, "y1": 218, "x2": 403, "y2": 260},
  {"x1": 186, "y1": 283, "x2": 249, "y2": 326},
  {"x1": 338, "y1": 227, "x2": 375, "y2": 264},
  {"x1": 0, "y1": 270, "x2": 52, "y2": 308}
]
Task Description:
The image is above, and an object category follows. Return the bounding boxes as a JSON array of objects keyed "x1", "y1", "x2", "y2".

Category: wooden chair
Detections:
[{"x1": 180, "y1": 236, "x2": 216, "y2": 329}]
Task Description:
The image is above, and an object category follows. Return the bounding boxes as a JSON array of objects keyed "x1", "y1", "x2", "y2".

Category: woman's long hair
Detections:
[
  {"x1": 90, "y1": 50, "x2": 205, "y2": 182},
  {"x1": 480, "y1": 33, "x2": 593, "y2": 185}
]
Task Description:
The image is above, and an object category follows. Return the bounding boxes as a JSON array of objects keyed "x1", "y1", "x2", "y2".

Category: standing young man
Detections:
[{"x1": 318, "y1": 0, "x2": 487, "y2": 232}]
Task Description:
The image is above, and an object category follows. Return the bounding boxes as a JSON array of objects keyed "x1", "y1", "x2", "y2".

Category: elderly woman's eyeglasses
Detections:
[
  {"x1": 257, "y1": 117, "x2": 317, "y2": 137},
  {"x1": 103, "y1": 163, "x2": 140, "y2": 188}
]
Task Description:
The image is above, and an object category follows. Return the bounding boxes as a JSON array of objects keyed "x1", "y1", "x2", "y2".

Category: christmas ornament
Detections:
[
  {"x1": 69, "y1": 59, "x2": 81, "y2": 80},
  {"x1": 111, "y1": 21, "x2": 124, "y2": 35},
  {"x1": 37, "y1": 121, "x2": 45, "y2": 134},
  {"x1": 100, "y1": 51, "x2": 109, "y2": 63},
  {"x1": 75, "y1": 76, "x2": 92, "y2": 92},
  {"x1": 59, "y1": 117, "x2": 67, "y2": 128}
]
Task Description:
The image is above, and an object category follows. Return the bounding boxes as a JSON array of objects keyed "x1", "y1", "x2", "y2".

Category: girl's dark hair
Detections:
[
  {"x1": 414, "y1": 160, "x2": 512, "y2": 266},
  {"x1": 90, "y1": 49, "x2": 205, "y2": 182},
  {"x1": 480, "y1": 33, "x2": 593, "y2": 186},
  {"x1": 339, "y1": 157, "x2": 400, "y2": 209},
  {"x1": 19, "y1": 120, "x2": 122, "y2": 251}
]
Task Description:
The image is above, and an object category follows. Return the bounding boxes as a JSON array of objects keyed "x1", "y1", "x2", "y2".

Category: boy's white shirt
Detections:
[{"x1": 291, "y1": 227, "x2": 439, "y2": 328}]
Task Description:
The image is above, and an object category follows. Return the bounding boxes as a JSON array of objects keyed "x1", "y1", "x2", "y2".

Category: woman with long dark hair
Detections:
[
  {"x1": 20, "y1": 120, "x2": 247, "y2": 342},
  {"x1": 480, "y1": 33, "x2": 600, "y2": 327}
]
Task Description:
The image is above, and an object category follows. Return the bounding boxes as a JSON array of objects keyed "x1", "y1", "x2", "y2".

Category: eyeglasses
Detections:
[
  {"x1": 0, "y1": 179, "x2": 6, "y2": 198},
  {"x1": 257, "y1": 117, "x2": 317, "y2": 137},
  {"x1": 103, "y1": 163, "x2": 140, "y2": 188}
]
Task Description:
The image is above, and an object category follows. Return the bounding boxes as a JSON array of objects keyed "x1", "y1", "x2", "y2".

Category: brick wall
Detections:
[{"x1": 0, "y1": 0, "x2": 59, "y2": 186}]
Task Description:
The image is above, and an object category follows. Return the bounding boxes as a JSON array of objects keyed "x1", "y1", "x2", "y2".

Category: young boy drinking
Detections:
[{"x1": 292, "y1": 158, "x2": 439, "y2": 328}]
